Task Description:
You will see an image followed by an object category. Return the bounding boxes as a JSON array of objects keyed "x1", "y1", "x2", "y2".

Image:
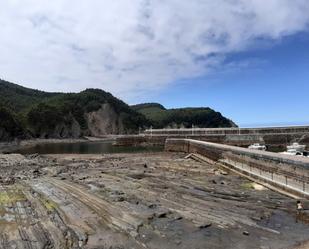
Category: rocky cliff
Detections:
[{"x1": 86, "y1": 103, "x2": 125, "y2": 136}]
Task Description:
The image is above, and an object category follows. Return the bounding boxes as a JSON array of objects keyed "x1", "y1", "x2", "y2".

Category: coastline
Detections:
[
  {"x1": 1, "y1": 152, "x2": 308, "y2": 248},
  {"x1": 0, "y1": 137, "x2": 113, "y2": 154},
  {"x1": 0, "y1": 135, "x2": 153, "y2": 154}
]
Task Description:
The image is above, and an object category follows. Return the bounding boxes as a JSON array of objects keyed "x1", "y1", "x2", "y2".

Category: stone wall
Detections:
[{"x1": 165, "y1": 139, "x2": 309, "y2": 198}]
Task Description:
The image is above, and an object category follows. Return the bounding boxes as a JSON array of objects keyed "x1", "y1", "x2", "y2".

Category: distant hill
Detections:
[
  {"x1": 0, "y1": 80, "x2": 60, "y2": 113},
  {"x1": 131, "y1": 103, "x2": 236, "y2": 129},
  {"x1": 0, "y1": 80, "x2": 236, "y2": 141},
  {"x1": 0, "y1": 79, "x2": 148, "y2": 141}
]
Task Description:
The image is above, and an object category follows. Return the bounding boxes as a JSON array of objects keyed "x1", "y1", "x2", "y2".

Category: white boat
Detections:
[
  {"x1": 280, "y1": 143, "x2": 308, "y2": 157},
  {"x1": 281, "y1": 149, "x2": 303, "y2": 156},
  {"x1": 286, "y1": 142, "x2": 306, "y2": 152},
  {"x1": 248, "y1": 143, "x2": 267, "y2": 151}
]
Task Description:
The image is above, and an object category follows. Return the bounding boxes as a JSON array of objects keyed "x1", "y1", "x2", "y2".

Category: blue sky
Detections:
[
  {"x1": 1, "y1": 1, "x2": 309, "y2": 127},
  {"x1": 143, "y1": 33, "x2": 309, "y2": 127}
]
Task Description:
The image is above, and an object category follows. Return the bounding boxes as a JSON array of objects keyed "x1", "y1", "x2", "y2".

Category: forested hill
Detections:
[
  {"x1": 0, "y1": 80, "x2": 60, "y2": 113},
  {"x1": 131, "y1": 103, "x2": 237, "y2": 129},
  {"x1": 0, "y1": 80, "x2": 236, "y2": 141},
  {"x1": 0, "y1": 79, "x2": 148, "y2": 141}
]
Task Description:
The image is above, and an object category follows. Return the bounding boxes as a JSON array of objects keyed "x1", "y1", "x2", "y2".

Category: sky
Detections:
[{"x1": 0, "y1": 0, "x2": 309, "y2": 127}]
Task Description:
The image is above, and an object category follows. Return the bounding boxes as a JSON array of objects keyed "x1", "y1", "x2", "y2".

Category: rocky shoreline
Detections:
[
  {"x1": 0, "y1": 137, "x2": 114, "y2": 154},
  {"x1": 0, "y1": 152, "x2": 308, "y2": 249}
]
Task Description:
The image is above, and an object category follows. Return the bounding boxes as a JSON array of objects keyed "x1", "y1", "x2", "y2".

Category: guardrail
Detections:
[
  {"x1": 165, "y1": 139, "x2": 309, "y2": 198},
  {"x1": 144, "y1": 126, "x2": 309, "y2": 135}
]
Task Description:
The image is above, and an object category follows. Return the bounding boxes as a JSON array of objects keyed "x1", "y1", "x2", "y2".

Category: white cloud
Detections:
[{"x1": 0, "y1": 0, "x2": 308, "y2": 101}]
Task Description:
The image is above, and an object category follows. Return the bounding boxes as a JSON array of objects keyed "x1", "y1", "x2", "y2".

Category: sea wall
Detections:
[
  {"x1": 145, "y1": 126, "x2": 309, "y2": 135},
  {"x1": 142, "y1": 126, "x2": 309, "y2": 149},
  {"x1": 114, "y1": 135, "x2": 166, "y2": 146},
  {"x1": 165, "y1": 139, "x2": 309, "y2": 198},
  {"x1": 115, "y1": 126, "x2": 309, "y2": 148}
]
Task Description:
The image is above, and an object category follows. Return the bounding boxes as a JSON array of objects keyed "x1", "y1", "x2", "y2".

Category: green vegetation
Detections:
[
  {"x1": 0, "y1": 189, "x2": 26, "y2": 205},
  {"x1": 41, "y1": 198, "x2": 59, "y2": 211},
  {"x1": 0, "y1": 106, "x2": 25, "y2": 140},
  {"x1": 0, "y1": 80, "x2": 235, "y2": 141},
  {"x1": 241, "y1": 182, "x2": 255, "y2": 190},
  {"x1": 0, "y1": 80, "x2": 148, "y2": 140},
  {"x1": 0, "y1": 79, "x2": 59, "y2": 113},
  {"x1": 132, "y1": 103, "x2": 236, "y2": 129}
]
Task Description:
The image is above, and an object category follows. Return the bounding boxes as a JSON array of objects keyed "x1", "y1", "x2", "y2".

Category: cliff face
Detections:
[
  {"x1": 38, "y1": 115, "x2": 82, "y2": 139},
  {"x1": 85, "y1": 103, "x2": 125, "y2": 136},
  {"x1": 28, "y1": 103, "x2": 129, "y2": 139}
]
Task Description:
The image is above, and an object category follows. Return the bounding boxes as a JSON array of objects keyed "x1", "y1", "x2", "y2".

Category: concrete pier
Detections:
[
  {"x1": 165, "y1": 138, "x2": 309, "y2": 198},
  {"x1": 115, "y1": 126, "x2": 309, "y2": 149}
]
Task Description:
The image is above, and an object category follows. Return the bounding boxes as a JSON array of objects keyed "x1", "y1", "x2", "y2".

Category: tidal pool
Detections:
[{"x1": 14, "y1": 141, "x2": 164, "y2": 154}]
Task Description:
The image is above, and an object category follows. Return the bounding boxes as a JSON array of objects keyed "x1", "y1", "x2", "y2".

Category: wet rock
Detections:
[
  {"x1": 28, "y1": 153, "x2": 39, "y2": 159},
  {"x1": 128, "y1": 173, "x2": 146, "y2": 180},
  {"x1": 175, "y1": 239, "x2": 182, "y2": 245},
  {"x1": 155, "y1": 210, "x2": 170, "y2": 218},
  {"x1": 220, "y1": 170, "x2": 228, "y2": 175},
  {"x1": 111, "y1": 196, "x2": 125, "y2": 202},
  {"x1": 33, "y1": 168, "x2": 41, "y2": 178},
  {"x1": 198, "y1": 223, "x2": 212, "y2": 229},
  {"x1": 148, "y1": 203, "x2": 157, "y2": 209}
]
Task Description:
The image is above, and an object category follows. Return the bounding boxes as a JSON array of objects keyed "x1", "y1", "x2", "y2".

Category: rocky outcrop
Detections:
[
  {"x1": 34, "y1": 104, "x2": 126, "y2": 138},
  {"x1": 51, "y1": 116, "x2": 82, "y2": 139},
  {"x1": 85, "y1": 103, "x2": 124, "y2": 136}
]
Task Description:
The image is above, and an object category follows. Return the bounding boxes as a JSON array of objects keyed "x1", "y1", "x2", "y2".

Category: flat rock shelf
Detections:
[{"x1": 0, "y1": 152, "x2": 308, "y2": 249}]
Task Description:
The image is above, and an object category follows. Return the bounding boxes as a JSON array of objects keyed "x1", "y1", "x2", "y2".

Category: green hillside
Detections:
[
  {"x1": 132, "y1": 103, "x2": 236, "y2": 129},
  {"x1": 0, "y1": 80, "x2": 60, "y2": 113},
  {"x1": 0, "y1": 80, "x2": 236, "y2": 141},
  {"x1": 0, "y1": 80, "x2": 148, "y2": 140}
]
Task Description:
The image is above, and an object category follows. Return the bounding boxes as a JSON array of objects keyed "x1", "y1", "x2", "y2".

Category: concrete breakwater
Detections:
[
  {"x1": 165, "y1": 139, "x2": 309, "y2": 198},
  {"x1": 144, "y1": 126, "x2": 309, "y2": 136},
  {"x1": 115, "y1": 126, "x2": 309, "y2": 149},
  {"x1": 114, "y1": 135, "x2": 166, "y2": 146}
]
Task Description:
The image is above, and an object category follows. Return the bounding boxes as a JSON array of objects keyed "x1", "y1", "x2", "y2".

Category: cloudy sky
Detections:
[{"x1": 0, "y1": 0, "x2": 309, "y2": 126}]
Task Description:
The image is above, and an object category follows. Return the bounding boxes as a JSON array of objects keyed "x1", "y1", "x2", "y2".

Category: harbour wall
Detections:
[
  {"x1": 115, "y1": 126, "x2": 309, "y2": 149},
  {"x1": 165, "y1": 139, "x2": 309, "y2": 198},
  {"x1": 144, "y1": 126, "x2": 309, "y2": 136}
]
